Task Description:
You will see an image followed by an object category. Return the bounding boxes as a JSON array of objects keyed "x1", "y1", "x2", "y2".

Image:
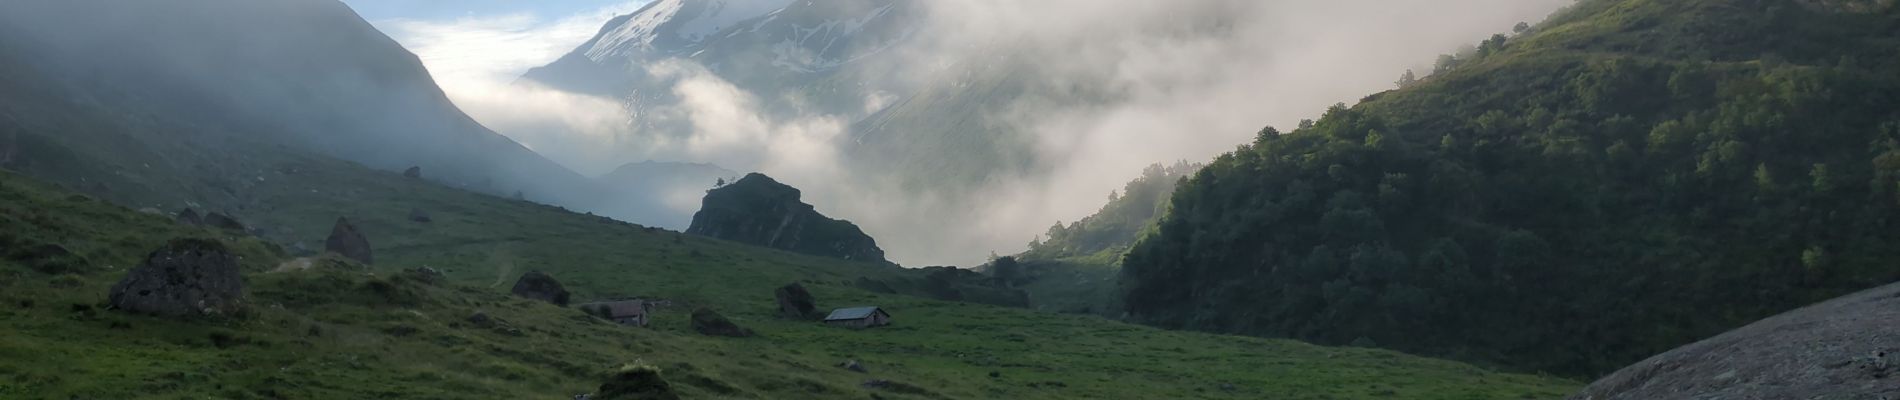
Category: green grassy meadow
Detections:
[{"x1": 0, "y1": 157, "x2": 1577, "y2": 399}]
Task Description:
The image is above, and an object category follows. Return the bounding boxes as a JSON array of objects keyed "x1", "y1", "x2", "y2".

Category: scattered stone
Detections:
[
  {"x1": 838, "y1": 360, "x2": 867, "y2": 373},
  {"x1": 108, "y1": 239, "x2": 245, "y2": 317},
  {"x1": 324, "y1": 217, "x2": 372, "y2": 264},
  {"x1": 403, "y1": 166, "x2": 422, "y2": 179},
  {"x1": 466, "y1": 311, "x2": 492, "y2": 326},
  {"x1": 595, "y1": 364, "x2": 680, "y2": 400},
  {"x1": 408, "y1": 208, "x2": 432, "y2": 223},
  {"x1": 203, "y1": 212, "x2": 247, "y2": 232},
  {"x1": 1571, "y1": 281, "x2": 1900, "y2": 399},
  {"x1": 1862, "y1": 349, "x2": 1896, "y2": 379},
  {"x1": 176, "y1": 208, "x2": 205, "y2": 226},
  {"x1": 511, "y1": 271, "x2": 571, "y2": 306},
  {"x1": 689, "y1": 308, "x2": 753, "y2": 337},
  {"x1": 408, "y1": 267, "x2": 444, "y2": 285},
  {"x1": 137, "y1": 207, "x2": 164, "y2": 216},
  {"x1": 775, "y1": 283, "x2": 817, "y2": 319}
]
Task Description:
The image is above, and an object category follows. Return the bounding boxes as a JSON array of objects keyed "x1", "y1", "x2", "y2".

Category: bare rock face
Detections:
[
  {"x1": 1571, "y1": 282, "x2": 1900, "y2": 400},
  {"x1": 324, "y1": 217, "x2": 372, "y2": 264},
  {"x1": 511, "y1": 271, "x2": 570, "y2": 306},
  {"x1": 403, "y1": 166, "x2": 422, "y2": 179},
  {"x1": 686, "y1": 173, "x2": 889, "y2": 265},
  {"x1": 108, "y1": 239, "x2": 244, "y2": 317},
  {"x1": 775, "y1": 283, "x2": 817, "y2": 319}
]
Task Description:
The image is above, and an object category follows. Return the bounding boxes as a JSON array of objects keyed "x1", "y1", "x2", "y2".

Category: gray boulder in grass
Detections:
[
  {"x1": 109, "y1": 238, "x2": 245, "y2": 317},
  {"x1": 325, "y1": 217, "x2": 372, "y2": 264},
  {"x1": 511, "y1": 270, "x2": 571, "y2": 306}
]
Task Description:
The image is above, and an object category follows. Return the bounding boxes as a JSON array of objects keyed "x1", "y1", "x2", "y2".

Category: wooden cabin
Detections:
[{"x1": 823, "y1": 306, "x2": 891, "y2": 329}]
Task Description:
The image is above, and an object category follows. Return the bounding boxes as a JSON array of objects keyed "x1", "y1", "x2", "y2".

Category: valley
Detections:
[{"x1": 4, "y1": 0, "x2": 1900, "y2": 399}]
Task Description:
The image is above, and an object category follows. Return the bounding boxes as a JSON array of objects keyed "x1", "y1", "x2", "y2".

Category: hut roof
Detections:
[
  {"x1": 824, "y1": 306, "x2": 884, "y2": 321},
  {"x1": 581, "y1": 300, "x2": 650, "y2": 318}
]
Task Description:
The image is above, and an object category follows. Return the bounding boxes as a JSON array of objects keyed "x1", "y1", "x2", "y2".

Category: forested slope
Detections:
[{"x1": 1122, "y1": 0, "x2": 1900, "y2": 375}]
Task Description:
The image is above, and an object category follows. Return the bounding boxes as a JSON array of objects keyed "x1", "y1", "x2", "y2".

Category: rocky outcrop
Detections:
[
  {"x1": 689, "y1": 308, "x2": 753, "y2": 337},
  {"x1": 775, "y1": 283, "x2": 817, "y2": 319},
  {"x1": 1571, "y1": 282, "x2": 1900, "y2": 400},
  {"x1": 511, "y1": 271, "x2": 571, "y2": 306},
  {"x1": 403, "y1": 166, "x2": 422, "y2": 179},
  {"x1": 686, "y1": 173, "x2": 888, "y2": 265},
  {"x1": 108, "y1": 239, "x2": 244, "y2": 317},
  {"x1": 324, "y1": 217, "x2": 372, "y2": 264}
]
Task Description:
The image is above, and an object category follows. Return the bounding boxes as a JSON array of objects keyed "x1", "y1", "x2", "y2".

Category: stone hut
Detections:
[
  {"x1": 579, "y1": 300, "x2": 654, "y2": 327},
  {"x1": 823, "y1": 306, "x2": 891, "y2": 329}
]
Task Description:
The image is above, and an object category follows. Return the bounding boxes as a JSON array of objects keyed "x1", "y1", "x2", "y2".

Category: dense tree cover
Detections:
[
  {"x1": 1022, "y1": 161, "x2": 1201, "y2": 261},
  {"x1": 1122, "y1": 0, "x2": 1900, "y2": 375}
]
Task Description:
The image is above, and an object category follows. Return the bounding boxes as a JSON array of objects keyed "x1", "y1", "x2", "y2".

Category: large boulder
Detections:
[
  {"x1": 511, "y1": 271, "x2": 570, "y2": 306},
  {"x1": 108, "y1": 239, "x2": 245, "y2": 317},
  {"x1": 686, "y1": 173, "x2": 889, "y2": 265},
  {"x1": 1571, "y1": 282, "x2": 1900, "y2": 400},
  {"x1": 402, "y1": 166, "x2": 422, "y2": 179},
  {"x1": 594, "y1": 365, "x2": 680, "y2": 400},
  {"x1": 324, "y1": 217, "x2": 372, "y2": 264},
  {"x1": 689, "y1": 308, "x2": 753, "y2": 337},
  {"x1": 774, "y1": 283, "x2": 817, "y2": 319}
]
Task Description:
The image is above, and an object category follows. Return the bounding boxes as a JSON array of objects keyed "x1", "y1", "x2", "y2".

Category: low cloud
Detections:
[
  {"x1": 857, "y1": 0, "x2": 1573, "y2": 266},
  {"x1": 385, "y1": 0, "x2": 1574, "y2": 267},
  {"x1": 373, "y1": 3, "x2": 646, "y2": 175}
]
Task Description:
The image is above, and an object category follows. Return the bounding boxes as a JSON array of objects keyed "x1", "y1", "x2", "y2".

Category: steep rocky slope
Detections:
[{"x1": 1571, "y1": 281, "x2": 1900, "y2": 399}]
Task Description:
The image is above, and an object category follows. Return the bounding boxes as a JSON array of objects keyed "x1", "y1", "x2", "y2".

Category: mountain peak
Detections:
[{"x1": 582, "y1": 0, "x2": 797, "y2": 62}]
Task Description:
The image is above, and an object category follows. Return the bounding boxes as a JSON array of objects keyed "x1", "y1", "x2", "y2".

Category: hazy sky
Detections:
[{"x1": 340, "y1": 1, "x2": 648, "y2": 100}]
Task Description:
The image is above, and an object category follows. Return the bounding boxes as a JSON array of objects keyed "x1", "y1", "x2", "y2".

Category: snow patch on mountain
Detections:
[
  {"x1": 677, "y1": 0, "x2": 797, "y2": 42},
  {"x1": 769, "y1": 3, "x2": 904, "y2": 72},
  {"x1": 582, "y1": 0, "x2": 795, "y2": 61}
]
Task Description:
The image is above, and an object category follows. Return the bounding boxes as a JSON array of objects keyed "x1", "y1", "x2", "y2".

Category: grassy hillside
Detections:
[
  {"x1": 1123, "y1": 0, "x2": 1900, "y2": 376},
  {"x1": 1001, "y1": 162, "x2": 1199, "y2": 316},
  {"x1": 0, "y1": 162, "x2": 1578, "y2": 399}
]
